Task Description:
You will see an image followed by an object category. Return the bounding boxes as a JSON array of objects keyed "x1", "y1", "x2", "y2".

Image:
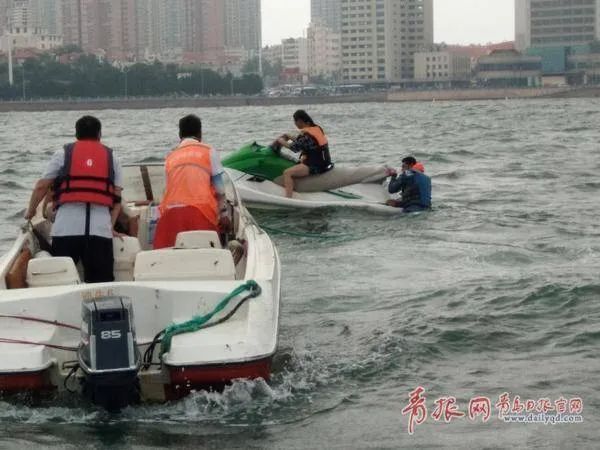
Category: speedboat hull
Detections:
[{"x1": 0, "y1": 165, "x2": 281, "y2": 406}]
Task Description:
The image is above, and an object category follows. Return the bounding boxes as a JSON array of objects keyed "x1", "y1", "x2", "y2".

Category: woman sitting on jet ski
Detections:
[{"x1": 271, "y1": 110, "x2": 334, "y2": 198}]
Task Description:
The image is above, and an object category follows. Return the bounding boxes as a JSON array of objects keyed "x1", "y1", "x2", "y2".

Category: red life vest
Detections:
[{"x1": 55, "y1": 141, "x2": 116, "y2": 207}]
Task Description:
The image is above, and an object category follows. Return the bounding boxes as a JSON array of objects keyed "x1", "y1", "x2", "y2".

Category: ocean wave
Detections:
[
  {"x1": 563, "y1": 126, "x2": 592, "y2": 133},
  {"x1": 572, "y1": 182, "x2": 600, "y2": 191},
  {"x1": 0, "y1": 181, "x2": 27, "y2": 190}
]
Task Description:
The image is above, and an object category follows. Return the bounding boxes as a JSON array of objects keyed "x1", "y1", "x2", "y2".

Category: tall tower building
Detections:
[
  {"x1": 515, "y1": 0, "x2": 600, "y2": 51},
  {"x1": 30, "y1": 0, "x2": 61, "y2": 35},
  {"x1": 61, "y1": 0, "x2": 139, "y2": 60},
  {"x1": 224, "y1": 0, "x2": 261, "y2": 53},
  {"x1": 307, "y1": 20, "x2": 341, "y2": 79},
  {"x1": 182, "y1": 0, "x2": 199, "y2": 53},
  {"x1": 2, "y1": 0, "x2": 62, "y2": 51},
  {"x1": 385, "y1": 0, "x2": 433, "y2": 81},
  {"x1": 182, "y1": 0, "x2": 225, "y2": 64},
  {"x1": 0, "y1": 0, "x2": 8, "y2": 33},
  {"x1": 61, "y1": 0, "x2": 83, "y2": 48},
  {"x1": 61, "y1": 0, "x2": 104, "y2": 52},
  {"x1": 163, "y1": 0, "x2": 184, "y2": 53},
  {"x1": 341, "y1": 0, "x2": 433, "y2": 83},
  {"x1": 136, "y1": 0, "x2": 184, "y2": 58},
  {"x1": 7, "y1": 0, "x2": 36, "y2": 30},
  {"x1": 1, "y1": 0, "x2": 61, "y2": 36},
  {"x1": 311, "y1": 0, "x2": 341, "y2": 32}
]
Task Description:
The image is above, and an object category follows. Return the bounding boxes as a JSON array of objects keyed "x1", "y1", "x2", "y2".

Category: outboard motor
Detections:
[{"x1": 78, "y1": 296, "x2": 141, "y2": 411}]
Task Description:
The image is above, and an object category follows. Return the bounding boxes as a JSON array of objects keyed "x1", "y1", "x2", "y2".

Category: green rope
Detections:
[{"x1": 160, "y1": 280, "x2": 261, "y2": 356}]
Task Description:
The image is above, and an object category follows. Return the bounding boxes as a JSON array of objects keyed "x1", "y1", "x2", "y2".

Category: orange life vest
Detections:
[
  {"x1": 413, "y1": 162, "x2": 425, "y2": 173},
  {"x1": 55, "y1": 141, "x2": 116, "y2": 207},
  {"x1": 303, "y1": 126, "x2": 328, "y2": 147},
  {"x1": 300, "y1": 126, "x2": 333, "y2": 169},
  {"x1": 160, "y1": 140, "x2": 219, "y2": 227}
]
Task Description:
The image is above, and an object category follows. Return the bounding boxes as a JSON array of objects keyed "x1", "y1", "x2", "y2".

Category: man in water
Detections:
[
  {"x1": 24, "y1": 116, "x2": 123, "y2": 283},
  {"x1": 385, "y1": 156, "x2": 432, "y2": 212}
]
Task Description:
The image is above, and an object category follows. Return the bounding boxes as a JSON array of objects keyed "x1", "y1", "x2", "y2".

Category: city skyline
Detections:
[{"x1": 263, "y1": 0, "x2": 515, "y2": 46}]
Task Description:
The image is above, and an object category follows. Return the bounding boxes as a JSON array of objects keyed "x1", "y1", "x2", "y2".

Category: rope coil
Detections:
[{"x1": 144, "y1": 280, "x2": 262, "y2": 365}]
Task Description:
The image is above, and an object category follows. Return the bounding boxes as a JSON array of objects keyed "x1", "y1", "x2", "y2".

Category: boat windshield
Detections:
[
  {"x1": 121, "y1": 164, "x2": 166, "y2": 204},
  {"x1": 121, "y1": 163, "x2": 239, "y2": 206}
]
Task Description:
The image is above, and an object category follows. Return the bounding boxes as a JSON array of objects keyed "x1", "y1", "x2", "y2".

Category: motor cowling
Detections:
[{"x1": 78, "y1": 296, "x2": 141, "y2": 411}]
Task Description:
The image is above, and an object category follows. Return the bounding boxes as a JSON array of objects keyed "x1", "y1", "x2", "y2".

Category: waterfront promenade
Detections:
[{"x1": 0, "y1": 86, "x2": 598, "y2": 112}]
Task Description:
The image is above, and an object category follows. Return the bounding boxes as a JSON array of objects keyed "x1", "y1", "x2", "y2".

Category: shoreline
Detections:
[{"x1": 0, "y1": 87, "x2": 598, "y2": 112}]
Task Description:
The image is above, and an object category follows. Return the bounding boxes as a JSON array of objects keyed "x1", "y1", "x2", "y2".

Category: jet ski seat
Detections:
[{"x1": 274, "y1": 165, "x2": 388, "y2": 193}]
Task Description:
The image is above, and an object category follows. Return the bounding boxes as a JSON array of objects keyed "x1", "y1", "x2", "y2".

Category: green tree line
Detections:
[{"x1": 0, "y1": 51, "x2": 263, "y2": 100}]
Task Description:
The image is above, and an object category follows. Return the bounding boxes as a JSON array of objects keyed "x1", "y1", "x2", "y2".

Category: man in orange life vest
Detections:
[
  {"x1": 153, "y1": 114, "x2": 229, "y2": 249},
  {"x1": 25, "y1": 116, "x2": 123, "y2": 283}
]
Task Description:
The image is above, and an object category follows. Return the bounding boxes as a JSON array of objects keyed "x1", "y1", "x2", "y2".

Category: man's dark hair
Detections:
[
  {"x1": 402, "y1": 156, "x2": 417, "y2": 166},
  {"x1": 179, "y1": 114, "x2": 202, "y2": 139},
  {"x1": 75, "y1": 116, "x2": 102, "y2": 140}
]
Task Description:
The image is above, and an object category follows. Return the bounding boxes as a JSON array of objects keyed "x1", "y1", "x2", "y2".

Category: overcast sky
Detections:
[{"x1": 262, "y1": 0, "x2": 515, "y2": 46}]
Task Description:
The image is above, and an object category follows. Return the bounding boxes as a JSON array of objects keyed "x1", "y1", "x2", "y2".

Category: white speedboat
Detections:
[
  {"x1": 223, "y1": 143, "x2": 400, "y2": 213},
  {"x1": 0, "y1": 164, "x2": 280, "y2": 410}
]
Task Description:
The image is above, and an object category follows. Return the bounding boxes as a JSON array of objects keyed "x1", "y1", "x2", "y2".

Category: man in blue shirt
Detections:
[{"x1": 385, "y1": 156, "x2": 432, "y2": 212}]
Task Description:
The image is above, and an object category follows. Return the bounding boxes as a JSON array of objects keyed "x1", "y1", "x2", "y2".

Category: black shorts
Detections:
[
  {"x1": 52, "y1": 235, "x2": 114, "y2": 283},
  {"x1": 307, "y1": 164, "x2": 333, "y2": 175}
]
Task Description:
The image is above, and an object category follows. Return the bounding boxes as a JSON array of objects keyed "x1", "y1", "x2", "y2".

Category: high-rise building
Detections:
[
  {"x1": 385, "y1": 0, "x2": 433, "y2": 80},
  {"x1": 311, "y1": 0, "x2": 341, "y2": 32},
  {"x1": 201, "y1": 0, "x2": 225, "y2": 65},
  {"x1": 7, "y1": 0, "x2": 37, "y2": 30},
  {"x1": 60, "y1": 0, "x2": 83, "y2": 49},
  {"x1": 515, "y1": 0, "x2": 600, "y2": 51},
  {"x1": 163, "y1": 0, "x2": 184, "y2": 54},
  {"x1": 341, "y1": 0, "x2": 433, "y2": 83},
  {"x1": 61, "y1": 0, "x2": 105, "y2": 53},
  {"x1": 30, "y1": 0, "x2": 61, "y2": 35},
  {"x1": 0, "y1": 0, "x2": 8, "y2": 33},
  {"x1": 0, "y1": 0, "x2": 62, "y2": 52},
  {"x1": 282, "y1": 37, "x2": 308, "y2": 72},
  {"x1": 307, "y1": 21, "x2": 341, "y2": 79},
  {"x1": 61, "y1": 0, "x2": 139, "y2": 60},
  {"x1": 225, "y1": 0, "x2": 261, "y2": 53},
  {"x1": 117, "y1": 0, "x2": 137, "y2": 59},
  {"x1": 136, "y1": 0, "x2": 184, "y2": 59},
  {"x1": 181, "y1": 0, "x2": 226, "y2": 65}
]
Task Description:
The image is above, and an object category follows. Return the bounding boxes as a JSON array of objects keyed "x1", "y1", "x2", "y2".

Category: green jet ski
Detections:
[{"x1": 222, "y1": 143, "x2": 399, "y2": 212}]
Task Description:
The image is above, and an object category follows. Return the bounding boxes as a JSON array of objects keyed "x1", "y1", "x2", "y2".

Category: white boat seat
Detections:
[
  {"x1": 134, "y1": 249, "x2": 236, "y2": 281},
  {"x1": 113, "y1": 236, "x2": 142, "y2": 282},
  {"x1": 175, "y1": 231, "x2": 222, "y2": 249},
  {"x1": 26, "y1": 257, "x2": 81, "y2": 287}
]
